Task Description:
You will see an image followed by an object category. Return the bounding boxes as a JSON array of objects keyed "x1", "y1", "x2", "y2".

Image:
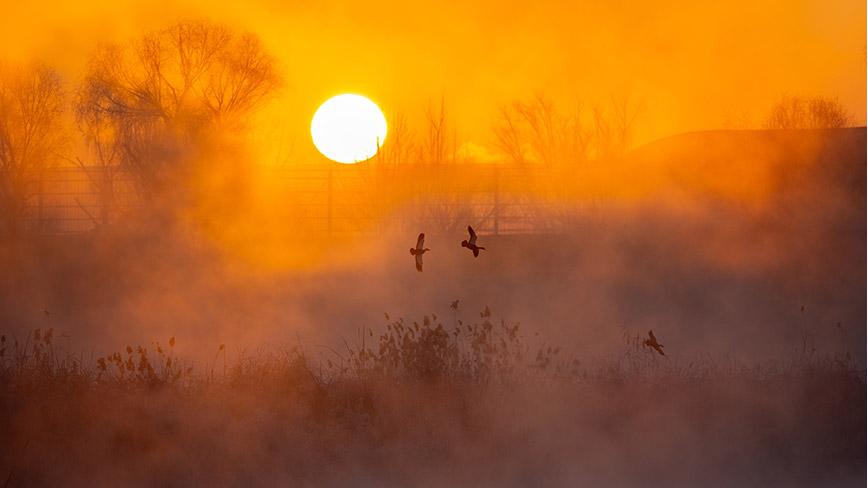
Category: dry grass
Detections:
[{"x1": 0, "y1": 309, "x2": 864, "y2": 487}]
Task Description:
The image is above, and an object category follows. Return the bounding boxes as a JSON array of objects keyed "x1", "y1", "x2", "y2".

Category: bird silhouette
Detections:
[
  {"x1": 409, "y1": 232, "x2": 430, "y2": 272},
  {"x1": 461, "y1": 225, "x2": 486, "y2": 257},
  {"x1": 450, "y1": 300, "x2": 460, "y2": 310},
  {"x1": 643, "y1": 330, "x2": 665, "y2": 356}
]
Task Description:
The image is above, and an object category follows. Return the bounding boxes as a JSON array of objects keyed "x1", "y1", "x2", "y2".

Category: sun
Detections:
[{"x1": 310, "y1": 94, "x2": 387, "y2": 164}]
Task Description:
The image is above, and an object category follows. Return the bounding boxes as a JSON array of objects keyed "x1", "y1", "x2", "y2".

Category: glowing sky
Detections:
[{"x1": 1, "y1": 0, "x2": 864, "y2": 161}]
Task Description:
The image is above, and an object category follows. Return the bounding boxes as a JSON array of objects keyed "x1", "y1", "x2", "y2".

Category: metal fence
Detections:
[
  {"x1": 17, "y1": 164, "x2": 559, "y2": 236},
  {"x1": 19, "y1": 167, "x2": 139, "y2": 234}
]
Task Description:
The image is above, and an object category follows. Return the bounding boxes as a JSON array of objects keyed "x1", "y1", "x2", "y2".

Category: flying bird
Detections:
[
  {"x1": 450, "y1": 300, "x2": 460, "y2": 310},
  {"x1": 409, "y1": 232, "x2": 430, "y2": 272},
  {"x1": 643, "y1": 330, "x2": 665, "y2": 356},
  {"x1": 461, "y1": 225, "x2": 486, "y2": 257}
]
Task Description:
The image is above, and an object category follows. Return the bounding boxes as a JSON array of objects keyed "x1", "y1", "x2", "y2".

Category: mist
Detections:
[
  {"x1": 0, "y1": 0, "x2": 865, "y2": 153},
  {"x1": 0, "y1": 8, "x2": 865, "y2": 488}
]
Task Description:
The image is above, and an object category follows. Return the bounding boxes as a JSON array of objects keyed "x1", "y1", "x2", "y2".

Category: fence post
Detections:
[
  {"x1": 493, "y1": 165, "x2": 500, "y2": 236},
  {"x1": 327, "y1": 165, "x2": 333, "y2": 237},
  {"x1": 37, "y1": 170, "x2": 45, "y2": 233}
]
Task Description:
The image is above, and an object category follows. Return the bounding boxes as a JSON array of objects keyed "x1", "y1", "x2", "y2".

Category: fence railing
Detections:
[{"x1": 15, "y1": 163, "x2": 572, "y2": 236}]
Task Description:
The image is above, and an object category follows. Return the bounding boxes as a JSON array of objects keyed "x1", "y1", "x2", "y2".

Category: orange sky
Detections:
[{"x1": 1, "y1": 0, "x2": 864, "y2": 161}]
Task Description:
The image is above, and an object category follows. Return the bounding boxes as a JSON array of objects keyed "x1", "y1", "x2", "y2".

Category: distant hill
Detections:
[{"x1": 622, "y1": 127, "x2": 866, "y2": 205}]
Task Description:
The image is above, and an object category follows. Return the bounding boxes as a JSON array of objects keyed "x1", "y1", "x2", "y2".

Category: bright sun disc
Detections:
[{"x1": 311, "y1": 94, "x2": 387, "y2": 164}]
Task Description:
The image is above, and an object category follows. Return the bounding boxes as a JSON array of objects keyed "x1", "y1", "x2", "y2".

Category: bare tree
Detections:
[
  {"x1": 374, "y1": 112, "x2": 414, "y2": 169},
  {"x1": 493, "y1": 94, "x2": 589, "y2": 168},
  {"x1": 419, "y1": 100, "x2": 468, "y2": 230},
  {"x1": 765, "y1": 95, "x2": 854, "y2": 130},
  {"x1": 79, "y1": 20, "x2": 281, "y2": 201},
  {"x1": 419, "y1": 98, "x2": 457, "y2": 166},
  {"x1": 0, "y1": 64, "x2": 65, "y2": 238},
  {"x1": 492, "y1": 105, "x2": 527, "y2": 165},
  {"x1": 71, "y1": 88, "x2": 124, "y2": 227},
  {"x1": 492, "y1": 96, "x2": 586, "y2": 229},
  {"x1": 494, "y1": 94, "x2": 642, "y2": 166},
  {"x1": 491, "y1": 94, "x2": 641, "y2": 231},
  {"x1": 367, "y1": 112, "x2": 414, "y2": 207},
  {"x1": 592, "y1": 95, "x2": 642, "y2": 161}
]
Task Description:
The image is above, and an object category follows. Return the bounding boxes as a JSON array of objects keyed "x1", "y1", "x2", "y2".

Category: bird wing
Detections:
[
  {"x1": 416, "y1": 233, "x2": 425, "y2": 250},
  {"x1": 415, "y1": 252, "x2": 423, "y2": 272},
  {"x1": 467, "y1": 226, "x2": 477, "y2": 245},
  {"x1": 648, "y1": 330, "x2": 657, "y2": 343}
]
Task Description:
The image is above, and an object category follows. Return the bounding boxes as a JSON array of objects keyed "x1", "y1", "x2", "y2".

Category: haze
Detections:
[
  {"x1": 1, "y1": 0, "x2": 864, "y2": 160},
  {"x1": 0, "y1": 2, "x2": 864, "y2": 486}
]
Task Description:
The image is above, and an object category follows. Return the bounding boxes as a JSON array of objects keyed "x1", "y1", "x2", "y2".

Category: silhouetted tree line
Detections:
[
  {"x1": 765, "y1": 95, "x2": 854, "y2": 130},
  {"x1": 0, "y1": 66, "x2": 65, "y2": 238},
  {"x1": 0, "y1": 18, "x2": 858, "y2": 239},
  {"x1": 0, "y1": 20, "x2": 281, "y2": 238}
]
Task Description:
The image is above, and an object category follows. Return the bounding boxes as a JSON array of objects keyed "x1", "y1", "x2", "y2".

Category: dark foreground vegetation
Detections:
[
  {"x1": 0, "y1": 126, "x2": 863, "y2": 486},
  {"x1": 1, "y1": 313, "x2": 863, "y2": 487}
]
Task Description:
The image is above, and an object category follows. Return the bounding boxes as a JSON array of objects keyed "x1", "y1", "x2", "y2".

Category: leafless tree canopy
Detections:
[
  {"x1": 494, "y1": 95, "x2": 586, "y2": 167},
  {"x1": 420, "y1": 99, "x2": 457, "y2": 166},
  {"x1": 0, "y1": 65, "x2": 65, "y2": 236},
  {"x1": 765, "y1": 95, "x2": 854, "y2": 130},
  {"x1": 493, "y1": 94, "x2": 641, "y2": 167},
  {"x1": 593, "y1": 96, "x2": 642, "y2": 161},
  {"x1": 73, "y1": 79, "x2": 125, "y2": 226},
  {"x1": 78, "y1": 20, "x2": 281, "y2": 198}
]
